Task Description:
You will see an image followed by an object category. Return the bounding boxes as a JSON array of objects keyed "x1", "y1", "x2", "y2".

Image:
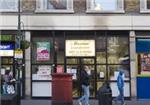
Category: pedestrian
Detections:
[
  {"x1": 78, "y1": 66, "x2": 90, "y2": 105},
  {"x1": 2, "y1": 70, "x2": 16, "y2": 94},
  {"x1": 114, "y1": 70, "x2": 125, "y2": 105}
]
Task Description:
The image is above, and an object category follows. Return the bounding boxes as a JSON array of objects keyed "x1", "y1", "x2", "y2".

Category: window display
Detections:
[
  {"x1": 140, "y1": 53, "x2": 150, "y2": 72},
  {"x1": 32, "y1": 65, "x2": 52, "y2": 80}
]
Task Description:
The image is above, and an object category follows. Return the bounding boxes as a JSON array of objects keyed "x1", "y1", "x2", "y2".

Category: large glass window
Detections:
[
  {"x1": 0, "y1": 0, "x2": 18, "y2": 12},
  {"x1": 36, "y1": 0, "x2": 74, "y2": 13},
  {"x1": 107, "y1": 36, "x2": 129, "y2": 64},
  {"x1": 140, "y1": 0, "x2": 150, "y2": 13},
  {"x1": 86, "y1": 0, "x2": 124, "y2": 13}
]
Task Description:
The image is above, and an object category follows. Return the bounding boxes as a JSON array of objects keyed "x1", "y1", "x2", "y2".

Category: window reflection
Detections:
[
  {"x1": 96, "y1": 52, "x2": 106, "y2": 64},
  {"x1": 47, "y1": 0, "x2": 67, "y2": 9},
  {"x1": 82, "y1": 58, "x2": 94, "y2": 64},
  {"x1": 107, "y1": 37, "x2": 129, "y2": 64},
  {"x1": 93, "y1": 0, "x2": 117, "y2": 11},
  {"x1": 97, "y1": 65, "x2": 106, "y2": 80},
  {"x1": 147, "y1": 0, "x2": 150, "y2": 9},
  {"x1": 108, "y1": 65, "x2": 130, "y2": 81},
  {"x1": 0, "y1": 0, "x2": 17, "y2": 10}
]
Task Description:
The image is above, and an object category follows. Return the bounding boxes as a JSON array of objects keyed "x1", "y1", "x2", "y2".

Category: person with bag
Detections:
[
  {"x1": 78, "y1": 66, "x2": 90, "y2": 105},
  {"x1": 3, "y1": 70, "x2": 16, "y2": 94}
]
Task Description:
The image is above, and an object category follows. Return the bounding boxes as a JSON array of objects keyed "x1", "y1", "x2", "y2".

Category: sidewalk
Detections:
[{"x1": 21, "y1": 99, "x2": 150, "y2": 105}]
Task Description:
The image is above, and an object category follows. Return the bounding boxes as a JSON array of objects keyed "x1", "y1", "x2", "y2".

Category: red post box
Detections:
[{"x1": 51, "y1": 73, "x2": 73, "y2": 105}]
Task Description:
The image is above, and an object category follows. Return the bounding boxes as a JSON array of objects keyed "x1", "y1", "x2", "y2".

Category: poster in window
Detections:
[
  {"x1": 35, "y1": 66, "x2": 52, "y2": 80},
  {"x1": 141, "y1": 53, "x2": 150, "y2": 72},
  {"x1": 36, "y1": 42, "x2": 50, "y2": 61}
]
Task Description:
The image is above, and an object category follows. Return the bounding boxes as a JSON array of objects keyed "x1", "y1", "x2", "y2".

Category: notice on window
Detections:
[
  {"x1": 36, "y1": 66, "x2": 51, "y2": 80},
  {"x1": 65, "y1": 40, "x2": 95, "y2": 57},
  {"x1": 36, "y1": 42, "x2": 50, "y2": 61}
]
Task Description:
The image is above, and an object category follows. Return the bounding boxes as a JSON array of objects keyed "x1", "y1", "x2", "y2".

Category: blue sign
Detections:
[
  {"x1": 136, "y1": 39, "x2": 150, "y2": 53},
  {"x1": 0, "y1": 44, "x2": 14, "y2": 50},
  {"x1": 0, "y1": 42, "x2": 14, "y2": 56}
]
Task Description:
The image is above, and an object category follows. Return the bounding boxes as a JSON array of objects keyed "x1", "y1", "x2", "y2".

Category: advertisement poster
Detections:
[
  {"x1": 141, "y1": 53, "x2": 150, "y2": 72},
  {"x1": 37, "y1": 66, "x2": 51, "y2": 80},
  {"x1": 36, "y1": 42, "x2": 50, "y2": 61}
]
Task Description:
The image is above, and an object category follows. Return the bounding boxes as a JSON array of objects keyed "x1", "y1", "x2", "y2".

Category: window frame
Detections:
[
  {"x1": 86, "y1": 0, "x2": 125, "y2": 13},
  {"x1": 0, "y1": 0, "x2": 18, "y2": 12},
  {"x1": 140, "y1": 0, "x2": 150, "y2": 13},
  {"x1": 35, "y1": 0, "x2": 74, "y2": 13}
]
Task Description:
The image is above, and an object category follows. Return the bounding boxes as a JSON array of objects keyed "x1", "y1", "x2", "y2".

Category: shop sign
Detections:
[
  {"x1": 0, "y1": 35, "x2": 13, "y2": 41},
  {"x1": 0, "y1": 42, "x2": 14, "y2": 56},
  {"x1": 36, "y1": 42, "x2": 50, "y2": 61},
  {"x1": 136, "y1": 39, "x2": 150, "y2": 53},
  {"x1": 14, "y1": 49, "x2": 23, "y2": 59},
  {"x1": 65, "y1": 40, "x2": 95, "y2": 57}
]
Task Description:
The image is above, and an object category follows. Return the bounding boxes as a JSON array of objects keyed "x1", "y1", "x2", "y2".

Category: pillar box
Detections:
[{"x1": 51, "y1": 73, "x2": 73, "y2": 105}]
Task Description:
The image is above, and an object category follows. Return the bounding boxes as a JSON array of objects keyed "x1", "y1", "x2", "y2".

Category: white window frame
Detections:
[
  {"x1": 140, "y1": 0, "x2": 150, "y2": 13},
  {"x1": 0, "y1": 0, "x2": 18, "y2": 12},
  {"x1": 86, "y1": 0, "x2": 124, "y2": 13},
  {"x1": 35, "y1": 0, "x2": 74, "y2": 13}
]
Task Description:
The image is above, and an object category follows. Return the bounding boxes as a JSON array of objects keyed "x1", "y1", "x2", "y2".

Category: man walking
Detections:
[
  {"x1": 114, "y1": 70, "x2": 125, "y2": 105},
  {"x1": 78, "y1": 66, "x2": 90, "y2": 105}
]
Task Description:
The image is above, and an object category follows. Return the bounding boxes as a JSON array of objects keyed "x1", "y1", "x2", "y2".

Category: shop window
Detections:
[
  {"x1": 107, "y1": 36, "x2": 129, "y2": 64},
  {"x1": 36, "y1": 0, "x2": 74, "y2": 13},
  {"x1": 0, "y1": 0, "x2": 18, "y2": 12},
  {"x1": 108, "y1": 65, "x2": 130, "y2": 81},
  {"x1": 97, "y1": 65, "x2": 106, "y2": 80},
  {"x1": 86, "y1": 0, "x2": 124, "y2": 13},
  {"x1": 140, "y1": 0, "x2": 150, "y2": 13},
  {"x1": 96, "y1": 52, "x2": 106, "y2": 64}
]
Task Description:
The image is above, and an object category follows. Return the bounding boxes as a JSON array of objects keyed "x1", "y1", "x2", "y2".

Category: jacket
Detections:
[
  {"x1": 117, "y1": 70, "x2": 124, "y2": 89},
  {"x1": 80, "y1": 69, "x2": 90, "y2": 86}
]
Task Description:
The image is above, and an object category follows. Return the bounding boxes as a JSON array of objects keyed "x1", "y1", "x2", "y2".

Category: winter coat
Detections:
[{"x1": 80, "y1": 69, "x2": 90, "y2": 86}]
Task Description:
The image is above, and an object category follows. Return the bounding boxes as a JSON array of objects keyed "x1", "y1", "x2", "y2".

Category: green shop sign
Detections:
[{"x1": 0, "y1": 35, "x2": 13, "y2": 41}]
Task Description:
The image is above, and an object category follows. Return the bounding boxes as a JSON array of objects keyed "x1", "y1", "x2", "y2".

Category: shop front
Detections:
[
  {"x1": 0, "y1": 33, "x2": 25, "y2": 98},
  {"x1": 31, "y1": 31, "x2": 131, "y2": 99},
  {"x1": 136, "y1": 32, "x2": 150, "y2": 99}
]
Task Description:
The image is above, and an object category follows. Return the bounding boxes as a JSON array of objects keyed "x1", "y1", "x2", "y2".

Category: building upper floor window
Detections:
[
  {"x1": 140, "y1": 0, "x2": 150, "y2": 13},
  {"x1": 36, "y1": 0, "x2": 74, "y2": 13},
  {"x1": 0, "y1": 0, "x2": 18, "y2": 12},
  {"x1": 86, "y1": 0, "x2": 124, "y2": 13}
]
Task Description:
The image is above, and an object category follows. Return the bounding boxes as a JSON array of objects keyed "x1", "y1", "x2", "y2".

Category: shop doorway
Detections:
[{"x1": 66, "y1": 57, "x2": 96, "y2": 98}]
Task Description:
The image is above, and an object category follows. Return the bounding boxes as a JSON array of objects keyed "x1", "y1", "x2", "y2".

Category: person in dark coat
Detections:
[{"x1": 78, "y1": 66, "x2": 90, "y2": 105}]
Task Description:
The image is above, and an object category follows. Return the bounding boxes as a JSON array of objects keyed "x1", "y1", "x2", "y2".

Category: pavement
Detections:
[{"x1": 21, "y1": 99, "x2": 150, "y2": 105}]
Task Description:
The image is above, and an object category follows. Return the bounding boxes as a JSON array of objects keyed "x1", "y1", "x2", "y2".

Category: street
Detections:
[{"x1": 21, "y1": 99, "x2": 150, "y2": 105}]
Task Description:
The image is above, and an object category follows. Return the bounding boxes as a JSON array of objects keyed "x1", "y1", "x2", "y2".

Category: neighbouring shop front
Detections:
[
  {"x1": 136, "y1": 31, "x2": 150, "y2": 99},
  {"x1": 31, "y1": 31, "x2": 131, "y2": 99},
  {"x1": 0, "y1": 32, "x2": 25, "y2": 98}
]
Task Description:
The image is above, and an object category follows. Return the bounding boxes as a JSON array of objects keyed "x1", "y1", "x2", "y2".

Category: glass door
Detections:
[{"x1": 66, "y1": 57, "x2": 96, "y2": 98}]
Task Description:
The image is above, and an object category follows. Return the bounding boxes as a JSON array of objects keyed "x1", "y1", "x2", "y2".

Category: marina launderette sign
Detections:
[{"x1": 65, "y1": 40, "x2": 95, "y2": 57}]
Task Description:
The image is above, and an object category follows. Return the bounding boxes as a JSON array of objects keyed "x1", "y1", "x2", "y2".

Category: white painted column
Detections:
[
  {"x1": 129, "y1": 31, "x2": 137, "y2": 98},
  {"x1": 25, "y1": 31, "x2": 31, "y2": 97}
]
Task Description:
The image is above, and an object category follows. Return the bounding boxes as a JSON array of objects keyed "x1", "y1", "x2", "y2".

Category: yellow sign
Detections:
[
  {"x1": 14, "y1": 49, "x2": 23, "y2": 59},
  {"x1": 65, "y1": 40, "x2": 95, "y2": 57}
]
